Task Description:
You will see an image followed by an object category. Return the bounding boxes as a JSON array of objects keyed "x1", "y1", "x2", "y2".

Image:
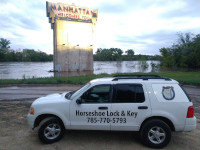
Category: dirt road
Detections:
[{"x1": 0, "y1": 84, "x2": 199, "y2": 150}]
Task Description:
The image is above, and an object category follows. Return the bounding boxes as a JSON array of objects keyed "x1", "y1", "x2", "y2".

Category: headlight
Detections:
[{"x1": 29, "y1": 107, "x2": 34, "y2": 115}]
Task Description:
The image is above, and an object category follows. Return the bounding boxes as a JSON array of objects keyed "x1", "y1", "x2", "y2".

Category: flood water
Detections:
[{"x1": 0, "y1": 61, "x2": 160, "y2": 79}]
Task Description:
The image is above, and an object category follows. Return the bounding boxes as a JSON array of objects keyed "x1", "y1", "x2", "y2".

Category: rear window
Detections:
[{"x1": 179, "y1": 84, "x2": 191, "y2": 102}]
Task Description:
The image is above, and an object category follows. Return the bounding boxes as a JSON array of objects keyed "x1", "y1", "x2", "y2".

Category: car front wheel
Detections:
[{"x1": 38, "y1": 117, "x2": 65, "y2": 144}]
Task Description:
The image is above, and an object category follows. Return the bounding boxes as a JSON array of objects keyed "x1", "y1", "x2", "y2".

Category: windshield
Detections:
[{"x1": 70, "y1": 83, "x2": 90, "y2": 99}]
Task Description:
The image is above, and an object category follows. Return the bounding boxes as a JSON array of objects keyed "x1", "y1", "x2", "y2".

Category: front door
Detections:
[{"x1": 70, "y1": 84, "x2": 112, "y2": 130}]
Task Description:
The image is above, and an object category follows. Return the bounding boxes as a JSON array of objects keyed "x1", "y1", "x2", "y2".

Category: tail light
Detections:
[{"x1": 187, "y1": 106, "x2": 194, "y2": 118}]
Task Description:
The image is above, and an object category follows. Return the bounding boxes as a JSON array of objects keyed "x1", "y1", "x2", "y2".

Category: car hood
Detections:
[{"x1": 32, "y1": 91, "x2": 71, "y2": 105}]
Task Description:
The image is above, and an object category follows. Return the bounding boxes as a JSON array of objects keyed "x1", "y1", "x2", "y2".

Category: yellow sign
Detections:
[{"x1": 46, "y1": 2, "x2": 98, "y2": 23}]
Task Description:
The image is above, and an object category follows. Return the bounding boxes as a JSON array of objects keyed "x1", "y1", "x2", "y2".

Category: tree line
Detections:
[
  {"x1": 0, "y1": 38, "x2": 53, "y2": 62},
  {"x1": 2, "y1": 32, "x2": 199, "y2": 70},
  {"x1": 0, "y1": 38, "x2": 160, "y2": 62},
  {"x1": 93, "y1": 48, "x2": 161, "y2": 61},
  {"x1": 159, "y1": 33, "x2": 200, "y2": 69}
]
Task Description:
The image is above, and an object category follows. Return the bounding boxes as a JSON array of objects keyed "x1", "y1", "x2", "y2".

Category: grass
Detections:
[{"x1": 0, "y1": 72, "x2": 200, "y2": 86}]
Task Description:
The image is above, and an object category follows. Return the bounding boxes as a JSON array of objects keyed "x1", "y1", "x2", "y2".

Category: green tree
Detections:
[
  {"x1": 177, "y1": 32, "x2": 193, "y2": 46},
  {"x1": 0, "y1": 38, "x2": 11, "y2": 50},
  {"x1": 0, "y1": 38, "x2": 53, "y2": 62},
  {"x1": 15, "y1": 52, "x2": 23, "y2": 61},
  {"x1": 160, "y1": 32, "x2": 200, "y2": 69},
  {"x1": 110, "y1": 48, "x2": 123, "y2": 61},
  {"x1": 94, "y1": 48, "x2": 159, "y2": 61},
  {"x1": 5, "y1": 51, "x2": 15, "y2": 61},
  {"x1": 125, "y1": 49, "x2": 134, "y2": 60},
  {"x1": 0, "y1": 38, "x2": 11, "y2": 61},
  {"x1": 94, "y1": 48, "x2": 123, "y2": 61}
]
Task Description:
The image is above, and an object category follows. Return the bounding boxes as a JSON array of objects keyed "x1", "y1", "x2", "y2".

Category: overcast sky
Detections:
[{"x1": 0, "y1": 0, "x2": 200, "y2": 55}]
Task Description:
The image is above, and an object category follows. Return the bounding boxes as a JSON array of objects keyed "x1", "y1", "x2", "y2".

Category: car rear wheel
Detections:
[{"x1": 140, "y1": 119, "x2": 171, "y2": 148}]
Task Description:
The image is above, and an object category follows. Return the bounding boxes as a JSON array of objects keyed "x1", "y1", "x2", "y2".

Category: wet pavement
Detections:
[
  {"x1": 0, "y1": 84, "x2": 82, "y2": 100},
  {"x1": 0, "y1": 84, "x2": 199, "y2": 101}
]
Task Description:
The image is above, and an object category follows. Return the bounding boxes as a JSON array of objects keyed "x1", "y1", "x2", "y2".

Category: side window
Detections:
[
  {"x1": 113, "y1": 84, "x2": 145, "y2": 103},
  {"x1": 114, "y1": 84, "x2": 135, "y2": 103},
  {"x1": 135, "y1": 85, "x2": 145, "y2": 102},
  {"x1": 81, "y1": 85, "x2": 111, "y2": 103}
]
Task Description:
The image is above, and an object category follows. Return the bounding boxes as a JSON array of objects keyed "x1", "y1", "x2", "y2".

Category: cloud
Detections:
[
  {"x1": 0, "y1": 0, "x2": 199, "y2": 55},
  {"x1": 159, "y1": 0, "x2": 200, "y2": 19},
  {"x1": 97, "y1": 1, "x2": 129, "y2": 14},
  {"x1": 0, "y1": 0, "x2": 53, "y2": 53},
  {"x1": 94, "y1": 0, "x2": 200, "y2": 55}
]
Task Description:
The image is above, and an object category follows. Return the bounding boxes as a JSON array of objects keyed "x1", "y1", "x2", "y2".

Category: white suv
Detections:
[{"x1": 27, "y1": 75, "x2": 196, "y2": 148}]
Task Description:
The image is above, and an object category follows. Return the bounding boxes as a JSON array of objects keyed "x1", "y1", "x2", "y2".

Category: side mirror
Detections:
[{"x1": 76, "y1": 98, "x2": 82, "y2": 105}]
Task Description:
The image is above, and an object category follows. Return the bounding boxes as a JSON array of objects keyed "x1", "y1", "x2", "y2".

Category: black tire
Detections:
[
  {"x1": 140, "y1": 119, "x2": 171, "y2": 148},
  {"x1": 38, "y1": 117, "x2": 65, "y2": 144}
]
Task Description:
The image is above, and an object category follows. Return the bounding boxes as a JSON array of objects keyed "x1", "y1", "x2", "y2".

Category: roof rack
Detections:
[
  {"x1": 113, "y1": 75, "x2": 160, "y2": 78},
  {"x1": 112, "y1": 76, "x2": 171, "y2": 81}
]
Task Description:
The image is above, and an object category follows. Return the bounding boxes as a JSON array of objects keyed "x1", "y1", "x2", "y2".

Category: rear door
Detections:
[{"x1": 110, "y1": 84, "x2": 151, "y2": 131}]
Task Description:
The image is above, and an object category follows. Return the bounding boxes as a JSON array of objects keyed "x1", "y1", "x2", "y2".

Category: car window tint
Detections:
[
  {"x1": 81, "y1": 85, "x2": 111, "y2": 103},
  {"x1": 114, "y1": 84, "x2": 135, "y2": 103},
  {"x1": 114, "y1": 84, "x2": 145, "y2": 103},
  {"x1": 135, "y1": 85, "x2": 145, "y2": 102},
  {"x1": 91, "y1": 85, "x2": 110, "y2": 93}
]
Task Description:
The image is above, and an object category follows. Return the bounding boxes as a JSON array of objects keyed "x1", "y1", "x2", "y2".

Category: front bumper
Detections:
[{"x1": 27, "y1": 114, "x2": 35, "y2": 129}]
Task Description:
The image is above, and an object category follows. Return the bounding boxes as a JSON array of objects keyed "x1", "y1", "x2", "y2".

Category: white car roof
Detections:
[{"x1": 90, "y1": 76, "x2": 178, "y2": 85}]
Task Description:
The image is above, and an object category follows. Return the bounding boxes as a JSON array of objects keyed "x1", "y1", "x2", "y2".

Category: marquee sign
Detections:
[{"x1": 46, "y1": 1, "x2": 98, "y2": 26}]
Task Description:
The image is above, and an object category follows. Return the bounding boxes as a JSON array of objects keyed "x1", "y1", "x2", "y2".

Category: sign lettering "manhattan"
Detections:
[{"x1": 46, "y1": 2, "x2": 97, "y2": 22}]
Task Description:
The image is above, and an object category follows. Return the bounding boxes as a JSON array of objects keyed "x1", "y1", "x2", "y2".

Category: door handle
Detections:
[
  {"x1": 98, "y1": 107, "x2": 108, "y2": 110},
  {"x1": 138, "y1": 106, "x2": 148, "y2": 109}
]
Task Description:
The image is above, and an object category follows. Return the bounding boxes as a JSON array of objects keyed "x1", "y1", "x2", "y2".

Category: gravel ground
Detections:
[{"x1": 0, "y1": 85, "x2": 199, "y2": 150}]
